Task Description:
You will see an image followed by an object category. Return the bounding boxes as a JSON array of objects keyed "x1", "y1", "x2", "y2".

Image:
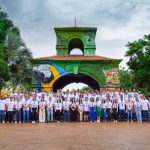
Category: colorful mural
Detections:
[
  {"x1": 33, "y1": 64, "x2": 67, "y2": 92},
  {"x1": 103, "y1": 68, "x2": 120, "y2": 87}
]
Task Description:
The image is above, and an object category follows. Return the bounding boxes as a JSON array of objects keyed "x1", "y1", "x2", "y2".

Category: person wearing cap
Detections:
[
  {"x1": 0, "y1": 96, "x2": 6, "y2": 123},
  {"x1": 14, "y1": 97, "x2": 22, "y2": 123}
]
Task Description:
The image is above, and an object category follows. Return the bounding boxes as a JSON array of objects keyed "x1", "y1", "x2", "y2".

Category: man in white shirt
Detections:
[
  {"x1": 118, "y1": 97, "x2": 126, "y2": 122},
  {"x1": 63, "y1": 97, "x2": 70, "y2": 122},
  {"x1": 141, "y1": 96, "x2": 149, "y2": 122},
  {"x1": 0, "y1": 96, "x2": 6, "y2": 123},
  {"x1": 7, "y1": 96, "x2": 15, "y2": 123}
]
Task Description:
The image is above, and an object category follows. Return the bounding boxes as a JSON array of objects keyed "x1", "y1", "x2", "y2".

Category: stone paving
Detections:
[{"x1": 0, "y1": 122, "x2": 150, "y2": 150}]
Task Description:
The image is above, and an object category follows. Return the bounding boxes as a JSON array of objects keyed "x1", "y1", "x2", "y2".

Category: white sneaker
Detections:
[
  {"x1": 19, "y1": 121, "x2": 21, "y2": 124},
  {"x1": 15, "y1": 121, "x2": 17, "y2": 124},
  {"x1": 2, "y1": 121, "x2": 5, "y2": 124},
  {"x1": 116, "y1": 120, "x2": 118, "y2": 122},
  {"x1": 113, "y1": 120, "x2": 116, "y2": 122},
  {"x1": 131, "y1": 120, "x2": 133, "y2": 122}
]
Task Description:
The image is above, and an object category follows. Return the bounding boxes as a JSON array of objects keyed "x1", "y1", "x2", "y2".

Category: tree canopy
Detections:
[{"x1": 125, "y1": 35, "x2": 150, "y2": 97}]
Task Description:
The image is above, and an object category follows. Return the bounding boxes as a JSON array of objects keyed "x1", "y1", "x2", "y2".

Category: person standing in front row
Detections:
[
  {"x1": 134, "y1": 97, "x2": 142, "y2": 123},
  {"x1": 63, "y1": 97, "x2": 70, "y2": 122},
  {"x1": 89, "y1": 97, "x2": 96, "y2": 122},
  {"x1": 96, "y1": 97, "x2": 102, "y2": 122},
  {"x1": 23, "y1": 96, "x2": 30, "y2": 123},
  {"x1": 83, "y1": 97, "x2": 90, "y2": 122},
  {"x1": 54, "y1": 99, "x2": 62, "y2": 123},
  {"x1": 78, "y1": 98, "x2": 84, "y2": 122},
  {"x1": 14, "y1": 97, "x2": 22, "y2": 123},
  {"x1": 126, "y1": 97, "x2": 133, "y2": 122},
  {"x1": 112, "y1": 99, "x2": 118, "y2": 122},
  {"x1": 39, "y1": 97, "x2": 46, "y2": 123},
  {"x1": 30, "y1": 96, "x2": 38, "y2": 123},
  {"x1": 0, "y1": 96, "x2": 6, "y2": 123},
  {"x1": 118, "y1": 96, "x2": 126, "y2": 122},
  {"x1": 7, "y1": 96, "x2": 15, "y2": 123},
  {"x1": 101, "y1": 99, "x2": 106, "y2": 122},
  {"x1": 47, "y1": 97, "x2": 54, "y2": 122},
  {"x1": 70, "y1": 98, "x2": 78, "y2": 122}
]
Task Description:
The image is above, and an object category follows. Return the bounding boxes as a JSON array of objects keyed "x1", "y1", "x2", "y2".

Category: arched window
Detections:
[{"x1": 68, "y1": 38, "x2": 84, "y2": 55}]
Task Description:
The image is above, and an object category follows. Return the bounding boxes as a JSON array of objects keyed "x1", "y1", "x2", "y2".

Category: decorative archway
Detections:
[
  {"x1": 68, "y1": 38, "x2": 84, "y2": 55},
  {"x1": 53, "y1": 73, "x2": 100, "y2": 92}
]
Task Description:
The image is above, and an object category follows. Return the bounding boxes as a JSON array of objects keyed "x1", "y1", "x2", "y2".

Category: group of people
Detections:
[{"x1": 0, "y1": 89, "x2": 149, "y2": 123}]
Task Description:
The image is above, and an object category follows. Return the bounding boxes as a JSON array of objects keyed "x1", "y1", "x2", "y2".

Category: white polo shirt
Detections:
[
  {"x1": 83, "y1": 101, "x2": 90, "y2": 111},
  {"x1": 7, "y1": 101, "x2": 15, "y2": 111},
  {"x1": 0, "y1": 100, "x2": 6, "y2": 110},
  {"x1": 15, "y1": 101, "x2": 22, "y2": 110},
  {"x1": 141, "y1": 100, "x2": 149, "y2": 111},
  {"x1": 55, "y1": 103, "x2": 62, "y2": 110}
]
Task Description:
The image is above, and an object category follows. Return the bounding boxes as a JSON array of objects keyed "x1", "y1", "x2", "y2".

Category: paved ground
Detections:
[{"x1": 0, "y1": 123, "x2": 150, "y2": 150}]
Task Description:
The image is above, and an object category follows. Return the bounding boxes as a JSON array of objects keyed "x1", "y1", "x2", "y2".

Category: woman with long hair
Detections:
[{"x1": 96, "y1": 97, "x2": 102, "y2": 122}]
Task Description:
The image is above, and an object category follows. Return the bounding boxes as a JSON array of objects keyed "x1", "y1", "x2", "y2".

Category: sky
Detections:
[{"x1": 1, "y1": 0, "x2": 150, "y2": 90}]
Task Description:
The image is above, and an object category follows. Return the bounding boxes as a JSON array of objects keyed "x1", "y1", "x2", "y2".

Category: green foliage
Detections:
[
  {"x1": 81, "y1": 86, "x2": 92, "y2": 91},
  {"x1": 0, "y1": 8, "x2": 33, "y2": 90},
  {"x1": 119, "y1": 68, "x2": 134, "y2": 90},
  {"x1": 125, "y1": 35, "x2": 150, "y2": 98},
  {"x1": 0, "y1": 47, "x2": 10, "y2": 94}
]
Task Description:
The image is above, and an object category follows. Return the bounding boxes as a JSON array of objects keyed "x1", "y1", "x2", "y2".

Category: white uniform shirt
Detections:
[
  {"x1": 101, "y1": 103, "x2": 106, "y2": 109},
  {"x1": 106, "y1": 101, "x2": 112, "y2": 109},
  {"x1": 39, "y1": 101, "x2": 46, "y2": 109},
  {"x1": 15, "y1": 101, "x2": 22, "y2": 110},
  {"x1": 0, "y1": 100, "x2": 6, "y2": 110},
  {"x1": 78, "y1": 103, "x2": 83, "y2": 111},
  {"x1": 126, "y1": 102, "x2": 133, "y2": 110},
  {"x1": 63, "y1": 101, "x2": 70, "y2": 110},
  {"x1": 7, "y1": 101, "x2": 15, "y2": 111},
  {"x1": 96, "y1": 101, "x2": 101, "y2": 107},
  {"x1": 31, "y1": 101, "x2": 38, "y2": 108},
  {"x1": 23, "y1": 100, "x2": 30, "y2": 110},
  {"x1": 47, "y1": 101, "x2": 54, "y2": 110},
  {"x1": 134, "y1": 101, "x2": 141, "y2": 108},
  {"x1": 83, "y1": 101, "x2": 90, "y2": 111},
  {"x1": 119, "y1": 101, "x2": 125, "y2": 110},
  {"x1": 141, "y1": 100, "x2": 149, "y2": 110},
  {"x1": 89, "y1": 102, "x2": 96, "y2": 108},
  {"x1": 55, "y1": 103, "x2": 62, "y2": 110}
]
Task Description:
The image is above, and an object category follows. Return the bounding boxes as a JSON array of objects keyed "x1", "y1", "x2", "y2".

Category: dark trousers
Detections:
[
  {"x1": 8, "y1": 111, "x2": 14, "y2": 122},
  {"x1": 56, "y1": 110, "x2": 61, "y2": 121},
  {"x1": 71, "y1": 108, "x2": 77, "y2": 122},
  {"x1": 142, "y1": 110, "x2": 149, "y2": 122},
  {"x1": 113, "y1": 108, "x2": 118, "y2": 120},
  {"x1": 119, "y1": 109, "x2": 125, "y2": 122},
  {"x1": 0, "y1": 110, "x2": 5, "y2": 122},
  {"x1": 15, "y1": 110, "x2": 21, "y2": 122},
  {"x1": 32, "y1": 108, "x2": 37, "y2": 121},
  {"x1": 106, "y1": 108, "x2": 111, "y2": 121}
]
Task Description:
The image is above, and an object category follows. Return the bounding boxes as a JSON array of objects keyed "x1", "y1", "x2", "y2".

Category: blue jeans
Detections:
[
  {"x1": 102, "y1": 109, "x2": 106, "y2": 121},
  {"x1": 127, "y1": 110, "x2": 132, "y2": 121},
  {"x1": 135, "y1": 108, "x2": 142, "y2": 122},
  {"x1": 64, "y1": 110, "x2": 70, "y2": 122},
  {"x1": 0, "y1": 110, "x2": 5, "y2": 122},
  {"x1": 90, "y1": 107, "x2": 96, "y2": 122},
  {"x1": 120, "y1": 109, "x2": 125, "y2": 122},
  {"x1": 106, "y1": 108, "x2": 111, "y2": 121},
  {"x1": 47, "y1": 109, "x2": 54, "y2": 122},
  {"x1": 142, "y1": 110, "x2": 149, "y2": 122},
  {"x1": 15, "y1": 110, "x2": 21, "y2": 122},
  {"x1": 23, "y1": 110, "x2": 29, "y2": 122}
]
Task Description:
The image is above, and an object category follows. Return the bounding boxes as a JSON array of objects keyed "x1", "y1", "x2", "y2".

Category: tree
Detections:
[
  {"x1": 119, "y1": 68, "x2": 134, "y2": 90},
  {"x1": 0, "y1": 46, "x2": 10, "y2": 95},
  {"x1": 125, "y1": 35, "x2": 150, "y2": 97},
  {"x1": 0, "y1": 8, "x2": 33, "y2": 89}
]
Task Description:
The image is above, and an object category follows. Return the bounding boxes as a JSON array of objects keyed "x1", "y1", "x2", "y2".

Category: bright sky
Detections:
[{"x1": 1, "y1": 0, "x2": 150, "y2": 90}]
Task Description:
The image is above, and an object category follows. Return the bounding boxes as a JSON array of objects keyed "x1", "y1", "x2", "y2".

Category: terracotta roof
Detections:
[{"x1": 34, "y1": 55, "x2": 114, "y2": 61}]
